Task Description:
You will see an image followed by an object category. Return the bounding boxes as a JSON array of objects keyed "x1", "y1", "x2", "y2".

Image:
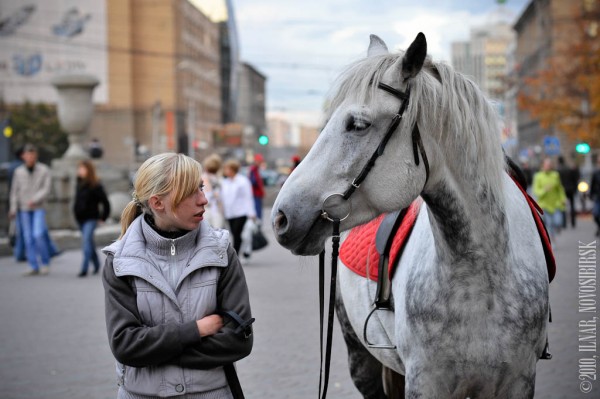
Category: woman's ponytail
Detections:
[{"x1": 119, "y1": 201, "x2": 142, "y2": 238}]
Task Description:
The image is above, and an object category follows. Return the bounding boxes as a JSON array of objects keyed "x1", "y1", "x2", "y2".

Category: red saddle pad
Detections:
[{"x1": 339, "y1": 199, "x2": 422, "y2": 282}]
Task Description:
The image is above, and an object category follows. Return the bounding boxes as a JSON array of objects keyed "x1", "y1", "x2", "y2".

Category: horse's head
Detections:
[{"x1": 272, "y1": 33, "x2": 434, "y2": 255}]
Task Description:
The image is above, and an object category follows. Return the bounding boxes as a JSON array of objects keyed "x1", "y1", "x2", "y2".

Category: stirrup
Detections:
[{"x1": 363, "y1": 306, "x2": 396, "y2": 349}]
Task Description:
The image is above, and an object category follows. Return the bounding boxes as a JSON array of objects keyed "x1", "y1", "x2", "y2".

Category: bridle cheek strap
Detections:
[{"x1": 342, "y1": 82, "x2": 429, "y2": 201}]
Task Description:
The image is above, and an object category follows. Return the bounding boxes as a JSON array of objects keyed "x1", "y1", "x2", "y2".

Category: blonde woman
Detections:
[{"x1": 102, "y1": 153, "x2": 253, "y2": 399}]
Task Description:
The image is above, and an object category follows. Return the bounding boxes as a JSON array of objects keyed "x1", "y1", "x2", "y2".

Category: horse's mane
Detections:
[{"x1": 325, "y1": 52, "x2": 506, "y2": 203}]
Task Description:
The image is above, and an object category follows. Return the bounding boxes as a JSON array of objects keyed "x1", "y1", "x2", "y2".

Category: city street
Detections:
[{"x1": 0, "y1": 212, "x2": 598, "y2": 399}]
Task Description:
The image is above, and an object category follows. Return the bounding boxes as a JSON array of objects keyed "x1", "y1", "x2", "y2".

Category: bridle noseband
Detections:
[{"x1": 317, "y1": 81, "x2": 429, "y2": 399}]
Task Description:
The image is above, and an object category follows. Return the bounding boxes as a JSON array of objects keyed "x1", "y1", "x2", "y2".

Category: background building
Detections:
[
  {"x1": 237, "y1": 62, "x2": 266, "y2": 154},
  {"x1": 451, "y1": 6, "x2": 516, "y2": 153},
  {"x1": 92, "y1": 0, "x2": 223, "y2": 165},
  {"x1": 512, "y1": 0, "x2": 598, "y2": 163}
]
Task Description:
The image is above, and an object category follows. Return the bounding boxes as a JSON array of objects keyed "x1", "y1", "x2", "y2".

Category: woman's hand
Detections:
[{"x1": 196, "y1": 314, "x2": 223, "y2": 337}]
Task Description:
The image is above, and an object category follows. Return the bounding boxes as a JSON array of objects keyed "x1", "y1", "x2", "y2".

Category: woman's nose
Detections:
[{"x1": 198, "y1": 189, "x2": 208, "y2": 204}]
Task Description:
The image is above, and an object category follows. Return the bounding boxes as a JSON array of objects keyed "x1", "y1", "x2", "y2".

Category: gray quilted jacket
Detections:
[{"x1": 102, "y1": 216, "x2": 253, "y2": 398}]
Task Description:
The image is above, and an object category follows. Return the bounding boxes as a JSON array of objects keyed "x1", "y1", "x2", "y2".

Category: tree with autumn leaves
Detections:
[{"x1": 517, "y1": 3, "x2": 600, "y2": 148}]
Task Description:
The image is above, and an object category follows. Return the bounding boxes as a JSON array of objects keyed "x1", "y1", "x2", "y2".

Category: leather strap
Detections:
[
  {"x1": 218, "y1": 309, "x2": 255, "y2": 338},
  {"x1": 374, "y1": 209, "x2": 407, "y2": 309},
  {"x1": 318, "y1": 219, "x2": 340, "y2": 399},
  {"x1": 343, "y1": 84, "x2": 410, "y2": 200},
  {"x1": 224, "y1": 364, "x2": 245, "y2": 399}
]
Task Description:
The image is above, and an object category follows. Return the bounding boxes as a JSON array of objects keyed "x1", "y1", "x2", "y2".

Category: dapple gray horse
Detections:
[{"x1": 272, "y1": 33, "x2": 550, "y2": 398}]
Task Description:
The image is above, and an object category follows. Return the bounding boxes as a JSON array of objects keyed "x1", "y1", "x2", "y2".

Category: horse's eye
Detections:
[{"x1": 346, "y1": 115, "x2": 372, "y2": 132}]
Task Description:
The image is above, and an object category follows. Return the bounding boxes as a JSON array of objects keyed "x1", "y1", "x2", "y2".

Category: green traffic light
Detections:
[
  {"x1": 258, "y1": 135, "x2": 269, "y2": 146},
  {"x1": 575, "y1": 142, "x2": 591, "y2": 154}
]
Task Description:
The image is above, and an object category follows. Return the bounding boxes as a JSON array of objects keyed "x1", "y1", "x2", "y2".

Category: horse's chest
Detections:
[{"x1": 397, "y1": 258, "x2": 545, "y2": 361}]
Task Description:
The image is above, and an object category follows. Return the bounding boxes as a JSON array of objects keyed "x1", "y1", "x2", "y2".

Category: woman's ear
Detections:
[{"x1": 148, "y1": 195, "x2": 165, "y2": 212}]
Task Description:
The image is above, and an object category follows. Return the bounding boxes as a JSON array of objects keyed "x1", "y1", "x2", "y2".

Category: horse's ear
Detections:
[
  {"x1": 401, "y1": 32, "x2": 427, "y2": 80},
  {"x1": 367, "y1": 34, "x2": 389, "y2": 57}
]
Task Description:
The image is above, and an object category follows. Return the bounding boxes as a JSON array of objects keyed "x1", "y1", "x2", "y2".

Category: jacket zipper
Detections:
[
  {"x1": 170, "y1": 237, "x2": 186, "y2": 392},
  {"x1": 170, "y1": 240, "x2": 177, "y2": 292}
]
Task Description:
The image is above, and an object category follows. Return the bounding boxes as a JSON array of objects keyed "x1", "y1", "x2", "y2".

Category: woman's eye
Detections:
[
  {"x1": 346, "y1": 115, "x2": 371, "y2": 132},
  {"x1": 199, "y1": 184, "x2": 205, "y2": 192}
]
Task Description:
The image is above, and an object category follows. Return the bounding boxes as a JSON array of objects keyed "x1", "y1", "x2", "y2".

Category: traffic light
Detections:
[
  {"x1": 575, "y1": 142, "x2": 591, "y2": 154},
  {"x1": 258, "y1": 134, "x2": 269, "y2": 146},
  {"x1": 3, "y1": 124, "x2": 12, "y2": 138}
]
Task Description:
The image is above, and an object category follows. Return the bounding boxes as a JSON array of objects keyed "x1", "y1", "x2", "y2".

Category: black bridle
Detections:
[{"x1": 317, "y1": 81, "x2": 430, "y2": 399}]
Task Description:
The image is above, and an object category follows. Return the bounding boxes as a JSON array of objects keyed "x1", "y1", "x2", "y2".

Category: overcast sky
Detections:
[{"x1": 232, "y1": 0, "x2": 530, "y2": 125}]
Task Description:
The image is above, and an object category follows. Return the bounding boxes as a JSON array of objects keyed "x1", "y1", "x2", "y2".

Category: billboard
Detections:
[{"x1": 0, "y1": 0, "x2": 108, "y2": 103}]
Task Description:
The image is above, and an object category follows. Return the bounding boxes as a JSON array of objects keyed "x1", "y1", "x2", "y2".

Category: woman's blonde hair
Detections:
[{"x1": 120, "y1": 153, "x2": 203, "y2": 238}]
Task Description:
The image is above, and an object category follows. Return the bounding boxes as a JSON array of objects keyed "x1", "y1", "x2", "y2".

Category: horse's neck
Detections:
[{"x1": 421, "y1": 172, "x2": 507, "y2": 266}]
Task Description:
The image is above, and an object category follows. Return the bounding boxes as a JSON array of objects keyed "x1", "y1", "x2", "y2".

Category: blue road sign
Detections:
[{"x1": 543, "y1": 136, "x2": 561, "y2": 156}]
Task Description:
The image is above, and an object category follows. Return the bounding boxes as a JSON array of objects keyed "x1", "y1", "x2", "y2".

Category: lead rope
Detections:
[{"x1": 318, "y1": 218, "x2": 340, "y2": 399}]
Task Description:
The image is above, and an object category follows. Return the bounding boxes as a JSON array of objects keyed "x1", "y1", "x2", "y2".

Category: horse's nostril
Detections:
[{"x1": 274, "y1": 211, "x2": 288, "y2": 234}]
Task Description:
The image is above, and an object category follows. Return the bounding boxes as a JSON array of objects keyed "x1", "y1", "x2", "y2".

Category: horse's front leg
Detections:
[{"x1": 335, "y1": 290, "x2": 393, "y2": 399}]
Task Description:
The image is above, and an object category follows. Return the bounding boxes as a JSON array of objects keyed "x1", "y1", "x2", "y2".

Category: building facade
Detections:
[
  {"x1": 237, "y1": 62, "x2": 267, "y2": 152},
  {"x1": 451, "y1": 8, "x2": 517, "y2": 154},
  {"x1": 512, "y1": 0, "x2": 596, "y2": 160},
  {"x1": 1, "y1": 0, "x2": 224, "y2": 166},
  {"x1": 451, "y1": 13, "x2": 515, "y2": 101},
  {"x1": 98, "y1": 0, "x2": 222, "y2": 165}
]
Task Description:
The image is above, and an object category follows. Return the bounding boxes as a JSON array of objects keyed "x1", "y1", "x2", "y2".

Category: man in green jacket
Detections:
[{"x1": 533, "y1": 157, "x2": 566, "y2": 240}]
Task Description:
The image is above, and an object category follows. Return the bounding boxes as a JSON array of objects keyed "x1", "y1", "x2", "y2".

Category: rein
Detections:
[{"x1": 317, "y1": 81, "x2": 429, "y2": 399}]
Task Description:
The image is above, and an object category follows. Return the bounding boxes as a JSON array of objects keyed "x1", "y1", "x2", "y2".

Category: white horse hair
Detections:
[{"x1": 272, "y1": 33, "x2": 549, "y2": 399}]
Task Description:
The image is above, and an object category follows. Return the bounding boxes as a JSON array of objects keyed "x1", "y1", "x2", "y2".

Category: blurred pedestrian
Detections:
[
  {"x1": 202, "y1": 154, "x2": 225, "y2": 229},
  {"x1": 590, "y1": 156, "x2": 600, "y2": 237},
  {"x1": 102, "y1": 153, "x2": 253, "y2": 398},
  {"x1": 519, "y1": 159, "x2": 533, "y2": 191},
  {"x1": 248, "y1": 153, "x2": 265, "y2": 222},
  {"x1": 88, "y1": 137, "x2": 104, "y2": 159},
  {"x1": 222, "y1": 159, "x2": 256, "y2": 255},
  {"x1": 556, "y1": 156, "x2": 580, "y2": 228},
  {"x1": 291, "y1": 154, "x2": 301, "y2": 173},
  {"x1": 533, "y1": 157, "x2": 566, "y2": 240},
  {"x1": 73, "y1": 160, "x2": 110, "y2": 277},
  {"x1": 7, "y1": 146, "x2": 61, "y2": 262},
  {"x1": 8, "y1": 144, "x2": 53, "y2": 275}
]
